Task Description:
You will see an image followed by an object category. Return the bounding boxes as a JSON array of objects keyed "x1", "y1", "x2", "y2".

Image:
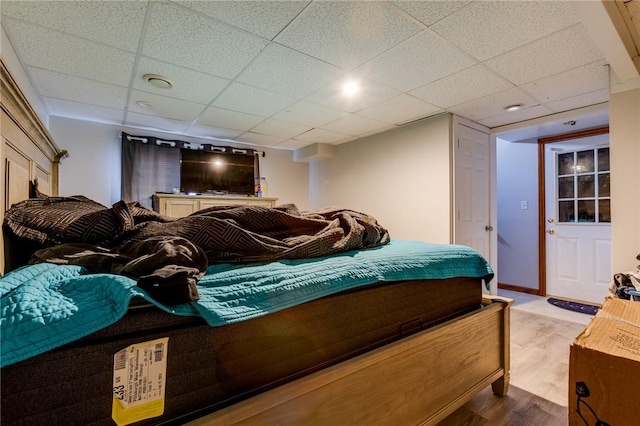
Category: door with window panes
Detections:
[{"x1": 545, "y1": 139, "x2": 611, "y2": 304}]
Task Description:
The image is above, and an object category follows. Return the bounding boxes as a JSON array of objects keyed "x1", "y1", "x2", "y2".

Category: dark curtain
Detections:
[{"x1": 121, "y1": 135, "x2": 180, "y2": 209}]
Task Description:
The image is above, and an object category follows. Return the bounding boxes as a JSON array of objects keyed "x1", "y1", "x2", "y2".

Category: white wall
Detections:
[
  {"x1": 309, "y1": 113, "x2": 452, "y2": 243},
  {"x1": 496, "y1": 138, "x2": 539, "y2": 289},
  {"x1": 51, "y1": 117, "x2": 121, "y2": 206},
  {"x1": 50, "y1": 116, "x2": 310, "y2": 209}
]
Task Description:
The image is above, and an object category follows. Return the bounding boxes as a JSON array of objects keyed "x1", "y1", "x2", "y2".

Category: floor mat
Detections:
[{"x1": 547, "y1": 298, "x2": 599, "y2": 316}]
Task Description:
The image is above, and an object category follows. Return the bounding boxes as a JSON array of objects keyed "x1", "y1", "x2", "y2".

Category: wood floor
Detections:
[{"x1": 437, "y1": 290, "x2": 590, "y2": 426}]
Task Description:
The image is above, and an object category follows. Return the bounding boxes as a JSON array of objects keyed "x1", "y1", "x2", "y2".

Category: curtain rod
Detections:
[{"x1": 119, "y1": 132, "x2": 266, "y2": 157}]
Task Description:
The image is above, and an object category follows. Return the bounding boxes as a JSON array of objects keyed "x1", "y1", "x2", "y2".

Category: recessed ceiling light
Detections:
[
  {"x1": 136, "y1": 100, "x2": 154, "y2": 109},
  {"x1": 504, "y1": 104, "x2": 522, "y2": 112},
  {"x1": 143, "y1": 73, "x2": 173, "y2": 89},
  {"x1": 343, "y1": 81, "x2": 359, "y2": 96}
]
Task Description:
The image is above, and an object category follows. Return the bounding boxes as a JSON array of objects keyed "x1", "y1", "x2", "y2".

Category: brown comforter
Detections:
[
  {"x1": 115, "y1": 203, "x2": 390, "y2": 262},
  {"x1": 4, "y1": 197, "x2": 390, "y2": 304}
]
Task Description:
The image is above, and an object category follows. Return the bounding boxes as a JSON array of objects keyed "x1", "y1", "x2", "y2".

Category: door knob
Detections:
[
  {"x1": 485, "y1": 225, "x2": 493, "y2": 231},
  {"x1": 547, "y1": 229, "x2": 555, "y2": 235}
]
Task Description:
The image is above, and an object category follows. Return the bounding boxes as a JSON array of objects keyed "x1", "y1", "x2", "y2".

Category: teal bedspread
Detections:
[{"x1": 0, "y1": 239, "x2": 493, "y2": 368}]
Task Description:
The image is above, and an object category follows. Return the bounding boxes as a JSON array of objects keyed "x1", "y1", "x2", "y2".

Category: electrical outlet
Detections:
[{"x1": 521, "y1": 201, "x2": 528, "y2": 210}]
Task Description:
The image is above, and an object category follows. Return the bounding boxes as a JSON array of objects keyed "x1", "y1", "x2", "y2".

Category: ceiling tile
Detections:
[
  {"x1": 29, "y1": 68, "x2": 128, "y2": 110},
  {"x1": 143, "y1": 1, "x2": 267, "y2": 79},
  {"x1": 125, "y1": 112, "x2": 192, "y2": 134},
  {"x1": 186, "y1": 123, "x2": 244, "y2": 141},
  {"x1": 275, "y1": 1, "x2": 423, "y2": 70},
  {"x1": 0, "y1": 0, "x2": 619, "y2": 151},
  {"x1": 357, "y1": 94, "x2": 442, "y2": 125},
  {"x1": 237, "y1": 44, "x2": 344, "y2": 98},
  {"x1": 212, "y1": 83, "x2": 296, "y2": 117},
  {"x1": 43, "y1": 97, "x2": 125, "y2": 124},
  {"x1": 410, "y1": 64, "x2": 513, "y2": 108},
  {"x1": 293, "y1": 128, "x2": 351, "y2": 144},
  {"x1": 172, "y1": 0, "x2": 310, "y2": 40},
  {"x1": 478, "y1": 105, "x2": 555, "y2": 128},
  {"x1": 273, "y1": 139, "x2": 313, "y2": 150},
  {"x1": 271, "y1": 100, "x2": 349, "y2": 127},
  {"x1": 448, "y1": 87, "x2": 540, "y2": 121},
  {"x1": 305, "y1": 78, "x2": 401, "y2": 113},
  {"x1": 545, "y1": 89, "x2": 609, "y2": 113},
  {"x1": 485, "y1": 24, "x2": 604, "y2": 85},
  {"x1": 431, "y1": 1, "x2": 580, "y2": 61},
  {"x1": 359, "y1": 29, "x2": 476, "y2": 92},
  {"x1": 197, "y1": 106, "x2": 265, "y2": 131},
  {"x1": 522, "y1": 61, "x2": 609, "y2": 104},
  {"x1": 321, "y1": 114, "x2": 390, "y2": 136},
  {"x1": 236, "y1": 132, "x2": 287, "y2": 147},
  {"x1": 128, "y1": 90, "x2": 207, "y2": 122},
  {"x1": 250, "y1": 119, "x2": 311, "y2": 139},
  {"x1": 3, "y1": 18, "x2": 135, "y2": 86},
  {"x1": 391, "y1": 1, "x2": 471, "y2": 26},
  {"x1": 1, "y1": 0, "x2": 147, "y2": 52},
  {"x1": 134, "y1": 57, "x2": 230, "y2": 105}
]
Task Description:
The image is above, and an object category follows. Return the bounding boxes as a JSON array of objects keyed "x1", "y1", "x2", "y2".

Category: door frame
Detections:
[{"x1": 537, "y1": 126, "x2": 609, "y2": 297}]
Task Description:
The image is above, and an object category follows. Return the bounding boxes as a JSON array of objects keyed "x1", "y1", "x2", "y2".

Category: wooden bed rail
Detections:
[{"x1": 187, "y1": 296, "x2": 512, "y2": 426}]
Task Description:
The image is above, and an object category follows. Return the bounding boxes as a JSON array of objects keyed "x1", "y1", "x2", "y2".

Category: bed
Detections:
[
  {"x1": 0, "y1": 201, "x2": 511, "y2": 426},
  {"x1": 1, "y1": 58, "x2": 511, "y2": 426},
  {"x1": 1, "y1": 237, "x2": 509, "y2": 426}
]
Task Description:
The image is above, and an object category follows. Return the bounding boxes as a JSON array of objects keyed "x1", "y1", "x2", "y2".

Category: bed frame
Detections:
[
  {"x1": 186, "y1": 295, "x2": 511, "y2": 426},
  {"x1": 0, "y1": 57, "x2": 511, "y2": 425},
  {"x1": 0, "y1": 58, "x2": 67, "y2": 275}
]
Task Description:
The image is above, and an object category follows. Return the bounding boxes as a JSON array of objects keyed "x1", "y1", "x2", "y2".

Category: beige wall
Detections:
[
  {"x1": 309, "y1": 113, "x2": 452, "y2": 243},
  {"x1": 258, "y1": 148, "x2": 310, "y2": 210},
  {"x1": 610, "y1": 87, "x2": 640, "y2": 272}
]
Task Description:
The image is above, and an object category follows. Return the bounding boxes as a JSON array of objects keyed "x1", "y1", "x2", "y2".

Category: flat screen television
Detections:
[{"x1": 180, "y1": 149, "x2": 255, "y2": 195}]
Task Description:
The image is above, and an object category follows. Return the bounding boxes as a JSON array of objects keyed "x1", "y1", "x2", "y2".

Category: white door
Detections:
[
  {"x1": 454, "y1": 123, "x2": 490, "y2": 260},
  {"x1": 544, "y1": 138, "x2": 611, "y2": 304}
]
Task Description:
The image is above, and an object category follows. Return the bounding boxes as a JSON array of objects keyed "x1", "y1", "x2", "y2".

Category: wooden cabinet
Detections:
[
  {"x1": 163, "y1": 198, "x2": 199, "y2": 218},
  {"x1": 153, "y1": 193, "x2": 278, "y2": 218}
]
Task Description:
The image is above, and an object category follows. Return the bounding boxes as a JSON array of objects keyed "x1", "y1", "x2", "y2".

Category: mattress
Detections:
[{"x1": 1, "y1": 276, "x2": 481, "y2": 426}]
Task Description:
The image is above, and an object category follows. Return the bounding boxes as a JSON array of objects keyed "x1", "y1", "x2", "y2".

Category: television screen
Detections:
[{"x1": 180, "y1": 149, "x2": 255, "y2": 195}]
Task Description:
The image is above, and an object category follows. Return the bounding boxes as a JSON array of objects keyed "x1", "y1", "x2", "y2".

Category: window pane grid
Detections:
[{"x1": 556, "y1": 147, "x2": 610, "y2": 224}]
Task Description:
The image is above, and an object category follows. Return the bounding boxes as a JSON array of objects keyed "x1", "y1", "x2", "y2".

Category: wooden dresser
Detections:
[{"x1": 152, "y1": 193, "x2": 278, "y2": 218}]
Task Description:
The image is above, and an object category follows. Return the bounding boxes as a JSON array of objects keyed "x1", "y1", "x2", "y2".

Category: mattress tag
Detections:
[{"x1": 111, "y1": 337, "x2": 168, "y2": 425}]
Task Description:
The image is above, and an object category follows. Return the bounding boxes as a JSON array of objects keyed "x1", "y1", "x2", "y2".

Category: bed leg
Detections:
[
  {"x1": 491, "y1": 373, "x2": 510, "y2": 396},
  {"x1": 485, "y1": 295, "x2": 512, "y2": 397}
]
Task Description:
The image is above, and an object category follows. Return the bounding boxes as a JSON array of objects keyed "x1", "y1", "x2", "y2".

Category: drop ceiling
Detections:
[{"x1": 1, "y1": 1, "x2": 638, "y2": 149}]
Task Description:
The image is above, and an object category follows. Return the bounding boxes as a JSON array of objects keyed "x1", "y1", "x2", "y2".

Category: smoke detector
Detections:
[
  {"x1": 143, "y1": 74, "x2": 173, "y2": 89},
  {"x1": 504, "y1": 104, "x2": 522, "y2": 112}
]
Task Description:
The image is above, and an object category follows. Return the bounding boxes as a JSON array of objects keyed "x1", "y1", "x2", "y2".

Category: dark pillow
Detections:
[
  {"x1": 126, "y1": 201, "x2": 175, "y2": 225},
  {"x1": 4, "y1": 196, "x2": 135, "y2": 247},
  {"x1": 64, "y1": 200, "x2": 135, "y2": 244}
]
